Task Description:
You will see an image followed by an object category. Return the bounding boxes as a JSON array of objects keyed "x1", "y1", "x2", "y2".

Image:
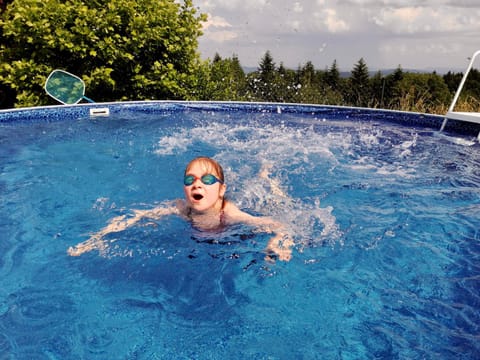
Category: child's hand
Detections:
[
  {"x1": 265, "y1": 233, "x2": 294, "y2": 262},
  {"x1": 67, "y1": 234, "x2": 105, "y2": 256}
]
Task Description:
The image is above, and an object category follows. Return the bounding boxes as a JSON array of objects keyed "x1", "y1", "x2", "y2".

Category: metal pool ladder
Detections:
[{"x1": 441, "y1": 50, "x2": 480, "y2": 140}]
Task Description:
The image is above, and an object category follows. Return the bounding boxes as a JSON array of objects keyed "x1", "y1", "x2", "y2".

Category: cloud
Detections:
[
  {"x1": 372, "y1": 5, "x2": 480, "y2": 34},
  {"x1": 201, "y1": 14, "x2": 237, "y2": 43},
  {"x1": 193, "y1": 0, "x2": 480, "y2": 70},
  {"x1": 443, "y1": 0, "x2": 480, "y2": 8},
  {"x1": 315, "y1": 8, "x2": 350, "y2": 33},
  {"x1": 293, "y1": 2, "x2": 304, "y2": 13},
  {"x1": 202, "y1": 14, "x2": 232, "y2": 30},
  {"x1": 203, "y1": 0, "x2": 268, "y2": 12},
  {"x1": 205, "y1": 31, "x2": 238, "y2": 42}
]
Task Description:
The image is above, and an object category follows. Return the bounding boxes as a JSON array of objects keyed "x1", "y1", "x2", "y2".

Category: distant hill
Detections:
[
  {"x1": 367, "y1": 67, "x2": 464, "y2": 76},
  {"x1": 243, "y1": 66, "x2": 464, "y2": 76}
]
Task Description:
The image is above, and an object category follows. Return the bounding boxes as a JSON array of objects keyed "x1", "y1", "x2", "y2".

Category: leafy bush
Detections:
[{"x1": 0, "y1": 0, "x2": 206, "y2": 107}]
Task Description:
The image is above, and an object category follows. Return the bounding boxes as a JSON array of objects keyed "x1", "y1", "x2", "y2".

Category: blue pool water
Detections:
[{"x1": 1, "y1": 102, "x2": 479, "y2": 359}]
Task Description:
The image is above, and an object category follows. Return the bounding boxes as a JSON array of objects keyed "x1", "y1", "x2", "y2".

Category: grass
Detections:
[{"x1": 395, "y1": 96, "x2": 480, "y2": 115}]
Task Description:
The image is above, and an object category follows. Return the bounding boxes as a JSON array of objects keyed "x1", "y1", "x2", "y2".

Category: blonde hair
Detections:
[{"x1": 184, "y1": 157, "x2": 225, "y2": 182}]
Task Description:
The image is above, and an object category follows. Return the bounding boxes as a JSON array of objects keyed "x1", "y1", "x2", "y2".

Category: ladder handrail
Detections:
[{"x1": 440, "y1": 50, "x2": 480, "y2": 131}]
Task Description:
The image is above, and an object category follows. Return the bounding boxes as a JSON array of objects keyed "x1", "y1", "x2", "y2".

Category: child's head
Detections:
[
  {"x1": 184, "y1": 157, "x2": 224, "y2": 183},
  {"x1": 183, "y1": 157, "x2": 226, "y2": 212}
]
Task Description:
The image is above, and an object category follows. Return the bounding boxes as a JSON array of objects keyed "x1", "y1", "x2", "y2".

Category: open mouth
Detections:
[{"x1": 193, "y1": 194, "x2": 204, "y2": 201}]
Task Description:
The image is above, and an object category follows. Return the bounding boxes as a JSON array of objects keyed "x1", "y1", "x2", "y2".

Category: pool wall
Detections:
[{"x1": 1, "y1": 101, "x2": 479, "y2": 137}]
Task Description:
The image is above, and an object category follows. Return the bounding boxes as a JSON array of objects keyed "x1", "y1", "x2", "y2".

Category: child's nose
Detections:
[{"x1": 192, "y1": 178, "x2": 202, "y2": 186}]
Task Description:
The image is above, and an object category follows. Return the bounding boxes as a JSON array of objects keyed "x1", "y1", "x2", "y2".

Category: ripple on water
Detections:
[
  {"x1": 0, "y1": 288, "x2": 76, "y2": 358},
  {"x1": 0, "y1": 332, "x2": 13, "y2": 355},
  {"x1": 3, "y1": 288, "x2": 75, "y2": 333},
  {"x1": 76, "y1": 323, "x2": 116, "y2": 356}
]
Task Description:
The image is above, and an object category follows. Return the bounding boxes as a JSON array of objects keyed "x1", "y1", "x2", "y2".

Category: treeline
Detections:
[
  {"x1": 1, "y1": 0, "x2": 479, "y2": 113},
  {"x1": 194, "y1": 51, "x2": 480, "y2": 114}
]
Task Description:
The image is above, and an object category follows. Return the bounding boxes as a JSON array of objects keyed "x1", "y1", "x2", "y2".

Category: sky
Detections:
[{"x1": 192, "y1": 0, "x2": 480, "y2": 73}]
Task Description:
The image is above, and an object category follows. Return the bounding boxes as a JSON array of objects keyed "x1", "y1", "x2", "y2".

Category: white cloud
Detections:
[
  {"x1": 205, "y1": 31, "x2": 238, "y2": 43},
  {"x1": 438, "y1": 0, "x2": 480, "y2": 8},
  {"x1": 202, "y1": 14, "x2": 232, "y2": 30},
  {"x1": 201, "y1": 14, "x2": 237, "y2": 43},
  {"x1": 193, "y1": 0, "x2": 480, "y2": 70},
  {"x1": 204, "y1": 0, "x2": 268, "y2": 12},
  {"x1": 381, "y1": 41, "x2": 461, "y2": 57},
  {"x1": 288, "y1": 20, "x2": 301, "y2": 32},
  {"x1": 316, "y1": 8, "x2": 350, "y2": 33},
  {"x1": 293, "y1": 2, "x2": 303, "y2": 13},
  {"x1": 372, "y1": 6, "x2": 480, "y2": 34}
]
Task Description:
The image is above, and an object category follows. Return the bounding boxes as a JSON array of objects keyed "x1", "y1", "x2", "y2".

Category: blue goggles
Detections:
[{"x1": 184, "y1": 174, "x2": 223, "y2": 186}]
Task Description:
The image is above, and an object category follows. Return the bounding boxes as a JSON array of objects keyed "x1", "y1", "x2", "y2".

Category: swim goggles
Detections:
[{"x1": 184, "y1": 174, "x2": 224, "y2": 186}]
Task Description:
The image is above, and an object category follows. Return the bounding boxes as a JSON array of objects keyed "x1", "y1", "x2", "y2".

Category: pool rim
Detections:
[{"x1": 0, "y1": 100, "x2": 479, "y2": 137}]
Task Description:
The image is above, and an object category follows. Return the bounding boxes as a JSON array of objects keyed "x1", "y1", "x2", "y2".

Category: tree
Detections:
[
  {"x1": 383, "y1": 65, "x2": 404, "y2": 108},
  {"x1": 193, "y1": 54, "x2": 247, "y2": 101},
  {"x1": 0, "y1": 0, "x2": 13, "y2": 12},
  {"x1": 347, "y1": 58, "x2": 371, "y2": 107},
  {"x1": 295, "y1": 61, "x2": 322, "y2": 103},
  {"x1": 275, "y1": 62, "x2": 297, "y2": 102},
  {"x1": 230, "y1": 54, "x2": 247, "y2": 95},
  {"x1": 320, "y1": 59, "x2": 345, "y2": 105},
  {"x1": 0, "y1": 0, "x2": 206, "y2": 107},
  {"x1": 443, "y1": 69, "x2": 480, "y2": 106},
  {"x1": 369, "y1": 70, "x2": 385, "y2": 108},
  {"x1": 326, "y1": 59, "x2": 340, "y2": 91},
  {"x1": 213, "y1": 53, "x2": 222, "y2": 63},
  {"x1": 393, "y1": 72, "x2": 451, "y2": 112},
  {"x1": 251, "y1": 50, "x2": 278, "y2": 101},
  {"x1": 299, "y1": 61, "x2": 315, "y2": 86},
  {"x1": 259, "y1": 51, "x2": 276, "y2": 79}
]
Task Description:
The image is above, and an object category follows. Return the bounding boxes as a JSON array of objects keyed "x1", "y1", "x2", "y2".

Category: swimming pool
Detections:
[{"x1": 1, "y1": 101, "x2": 479, "y2": 358}]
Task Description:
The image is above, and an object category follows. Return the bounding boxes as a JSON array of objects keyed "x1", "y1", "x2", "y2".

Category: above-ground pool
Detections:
[{"x1": 1, "y1": 101, "x2": 479, "y2": 359}]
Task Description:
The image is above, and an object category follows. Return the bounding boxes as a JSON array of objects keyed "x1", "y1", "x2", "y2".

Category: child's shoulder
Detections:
[
  {"x1": 223, "y1": 199, "x2": 240, "y2": 212},
  {"x1": 174, "y1": 199, "x2": 189, "y2": 216},
  {"x1": 223, "y1": 200, "x2": 255, "y2": 223}
]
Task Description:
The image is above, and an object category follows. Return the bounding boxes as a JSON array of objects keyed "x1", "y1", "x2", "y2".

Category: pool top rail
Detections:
[{"x1": 441, "y1": 49, "x2": 480, "y2": 140}]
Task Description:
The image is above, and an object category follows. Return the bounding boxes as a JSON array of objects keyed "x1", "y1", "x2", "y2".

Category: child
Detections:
[{"x1": 68, "y1": 157, "x2": 294, "y2": 261}]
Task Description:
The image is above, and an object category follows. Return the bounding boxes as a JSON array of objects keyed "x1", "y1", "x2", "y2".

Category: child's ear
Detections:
[{"x1": 219, "y1": 183, "x2": 226, "y2": 197}]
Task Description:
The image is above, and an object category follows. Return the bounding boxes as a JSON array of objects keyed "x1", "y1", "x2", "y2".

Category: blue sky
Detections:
[{"x1": 193, "y1": 0, "x2": 480, "y2": 72}]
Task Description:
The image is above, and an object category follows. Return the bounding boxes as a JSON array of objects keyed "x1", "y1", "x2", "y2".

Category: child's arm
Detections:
[
  {"x1": 67, "y1": 204, "x2": 179, "y2": 256},
  {"x1": 224, "y1": 202, "x2": 293, "y2": 261},
  {"x1": 263, "y1": 221, "x2": 294, "y2": 262},
  {"x1": 251, "y1": 216, "x2": 294, "y2": 262},
  {"x1": 256, "y1": 164, "x2": 294, "y2": 260}
]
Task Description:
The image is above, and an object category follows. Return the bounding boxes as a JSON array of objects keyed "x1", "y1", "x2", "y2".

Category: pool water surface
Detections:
[{"x1": 0, "y1": 102, "x2": 479, "y2": 359}]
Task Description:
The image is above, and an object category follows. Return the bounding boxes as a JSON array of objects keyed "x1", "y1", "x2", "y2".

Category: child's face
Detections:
[{"x1": 183, "y1": 161, "x2": 226, "y2": 213}]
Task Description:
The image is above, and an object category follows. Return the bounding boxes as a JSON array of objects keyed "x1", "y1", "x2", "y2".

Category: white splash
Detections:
[{"x1": 154, "y1": 122, "x2": 345, "y2": 246}]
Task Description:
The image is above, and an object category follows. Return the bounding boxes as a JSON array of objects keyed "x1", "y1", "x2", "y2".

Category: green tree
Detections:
[
  {"x1": 347, "y1": 58, "x2": 371, "y2": 107},
  {"x1": 443, "y1": 71, "x2": 462, "y2": 94},
  {"x1": 383, "y1": 65, "x2": 404, "y2": 108},
  {"x1": 393, "y1": 72, "x2": 451, "y2": 112},
  {"x1": 295, "y1": 61, "x2": 322, "y2": 103},
  {"x1": 0, "y1": 0, "x2": 13, "y2": 12},
  {"x1": 259, "y1": 51, "x2": 276, "y2": 81},
  {"x1": 299, "y1": 61, "x2": 315, "y2": 86},
  {"x1": 229, "y1": 54, "x2": 247, "y2": 97},
  {"x1": 275, "y1": 62, "x2": 297, "y2": 102},
  {"x1": 369, "y1": 70, "x2": 385, "y2": 108},
  {"x1": 193, "y1": 54, "x2": 247, "y2": 101},
  {"x1": 462, "y1": 69, "x2": 480, "y2": 99},
  {"x1": 326, "y1": 59, "x2": 340, "y2": 91},
  {"x1": 0, "y1": 0, "x2": 206, "y2": 107},
  {"x1": 248, "y1": 50, "x2": 279, "y2": 102},
  {"x1": 443, "y1": 69, "x2": 480, "y2": 105},
  {"x1": 318, "y1": 60, "x2": 344, "y2": 105}
]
